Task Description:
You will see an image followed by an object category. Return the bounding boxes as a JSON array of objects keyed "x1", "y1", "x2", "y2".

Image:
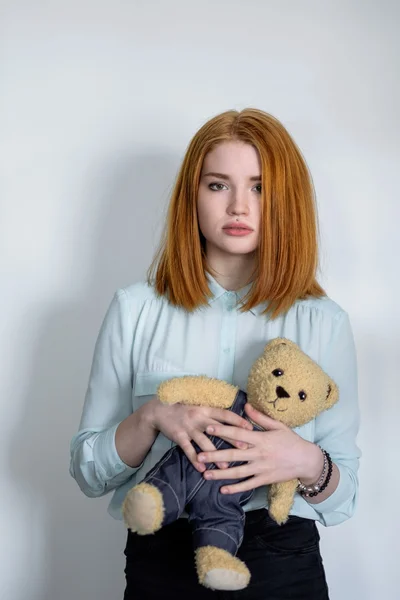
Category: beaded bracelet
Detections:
[{"x1": 297, "y1": 447, "x2": 333, "y2": 497}]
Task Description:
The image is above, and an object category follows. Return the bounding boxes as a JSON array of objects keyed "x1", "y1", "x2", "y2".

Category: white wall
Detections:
[{"x1": 1, "y1": 1, "x2": 398, "y2": 598}]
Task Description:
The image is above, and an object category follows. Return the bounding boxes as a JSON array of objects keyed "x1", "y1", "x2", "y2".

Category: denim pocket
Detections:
[{"x1": 244, "y1": 512, "x2": 320, "y2": 555}]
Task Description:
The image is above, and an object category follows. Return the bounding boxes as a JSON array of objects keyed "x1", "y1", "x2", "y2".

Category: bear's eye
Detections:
[
  {"x1": 298, "y1": 391, "x2": 307, "y2": 401},
  {"x1": 272, "y1": 369, "x2": 284, "y2": 377}
]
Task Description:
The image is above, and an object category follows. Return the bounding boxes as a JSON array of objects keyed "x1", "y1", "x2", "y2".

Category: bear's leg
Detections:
[
  {"x1": 122, "y1": 481, "x2": 164, "y2": 534},
  {"x1": 187, "y1": 481, "x2": 252, "y2": 591},
  {"x1": 268, "y1": 479, "x2": 299, "y2": 525},
  {"x1": 195, "y1": 546, "x2": 250, "y2": 592},
  {"x1": 122, "y1": 446, "x2": 188, "y2": 534}
]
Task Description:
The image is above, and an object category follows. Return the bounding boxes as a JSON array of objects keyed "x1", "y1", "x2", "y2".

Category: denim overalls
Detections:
[{"x1": 140, "y1": 390, "x2": 263, "y2": 556}]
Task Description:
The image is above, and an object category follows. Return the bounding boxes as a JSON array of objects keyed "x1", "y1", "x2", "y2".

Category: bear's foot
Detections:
[
  {"x1": 122, "y1": 482, "x2": 164, "y2": 534},
  {"x1": 268, "y1": 480, "x2": 298, "y2": 525},
  {"x1": 195, "y1": 546, "x2": 250, "y2": 591}
]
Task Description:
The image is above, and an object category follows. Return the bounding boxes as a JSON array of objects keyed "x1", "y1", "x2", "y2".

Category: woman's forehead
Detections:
[{"x1": 202, "y1": 141, "x2": 261, "y2": 176}]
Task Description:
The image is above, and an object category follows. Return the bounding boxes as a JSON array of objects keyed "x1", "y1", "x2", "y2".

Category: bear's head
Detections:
[{"x1": 246, "y1": 338, "x2": 338, "y2": 428}]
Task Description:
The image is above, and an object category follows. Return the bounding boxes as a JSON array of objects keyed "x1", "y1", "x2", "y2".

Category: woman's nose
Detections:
[{"x1": 228, "y1": 191, "x2": 249, "y2": 215}]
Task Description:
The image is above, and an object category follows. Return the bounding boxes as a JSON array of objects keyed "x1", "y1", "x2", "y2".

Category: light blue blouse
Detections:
[{"x1": 69, "y1": 275, "x2": 361, "y2": 527}]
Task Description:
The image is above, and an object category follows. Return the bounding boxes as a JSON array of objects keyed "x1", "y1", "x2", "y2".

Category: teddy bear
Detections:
[{"x1": 121, "y1": 338, "x2": 338, "y2": 592}]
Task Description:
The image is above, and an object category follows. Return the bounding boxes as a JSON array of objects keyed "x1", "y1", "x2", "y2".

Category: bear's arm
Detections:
[{"x1": 157, "y1": 376, "x2": 238, "y2": 409}]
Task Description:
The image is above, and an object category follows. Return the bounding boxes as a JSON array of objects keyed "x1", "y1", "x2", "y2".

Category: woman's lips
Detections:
[{"x1": 222, "y1": 226, "x2": 253, "y2": 237}]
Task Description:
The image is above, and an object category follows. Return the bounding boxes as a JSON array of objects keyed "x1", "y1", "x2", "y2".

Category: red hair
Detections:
[{"x1": 147, "y1": 108, "x2": 325, "y2": 318}]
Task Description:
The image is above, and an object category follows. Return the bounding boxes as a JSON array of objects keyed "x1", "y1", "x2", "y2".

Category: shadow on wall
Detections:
[
  {"x1": 7, "y1": 152, "x2": 180, "y2": 600},
  {"x1": 319, "y1": 325, "x2": 395, "y2": 600}
]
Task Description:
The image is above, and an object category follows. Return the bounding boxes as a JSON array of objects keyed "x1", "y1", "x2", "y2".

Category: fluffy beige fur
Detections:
[
  {"x1": 122, "y1": 482, "x2": 164, "y2": 535},
  {"x1": 157, "y1": 375, "x2": 238, "y2": 408},
  {"x1": 195, "y1": 546, "x2": 250, "y2": 591},
  {"x1": 122, "y1": 337, "x2": 339, "y2": 591},
  {"x1": 247, "y1": 338, "x2": 338, "y2": 429},
  {"x1": 247, "y1": 338, "x2": 339, "y2": 524}
]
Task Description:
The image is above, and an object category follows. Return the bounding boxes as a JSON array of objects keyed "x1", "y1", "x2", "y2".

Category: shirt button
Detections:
[{"x1": 225, "y1": 292, "x2": 236, "y2": 307}]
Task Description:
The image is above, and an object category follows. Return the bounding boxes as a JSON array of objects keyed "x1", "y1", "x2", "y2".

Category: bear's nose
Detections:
[{"x1": 276, "y1": 386, "x2": 290, "y2": 399}]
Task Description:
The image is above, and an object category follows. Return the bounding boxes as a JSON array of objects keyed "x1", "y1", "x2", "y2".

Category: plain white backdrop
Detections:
[{"x1": 1, "y1": 1, "x2": 399, "y2": 598}]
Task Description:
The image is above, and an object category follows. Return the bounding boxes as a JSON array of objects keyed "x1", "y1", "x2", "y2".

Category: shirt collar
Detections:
[
  {"x1": 206, "y1": 273, "x2": 227, "y2": 302},
  {"x1": 206, "y1": 273, "x2": 267, "y2": 316}
]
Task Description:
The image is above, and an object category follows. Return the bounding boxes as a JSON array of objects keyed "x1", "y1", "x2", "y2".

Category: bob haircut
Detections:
[{"x1": 147, "y1": 108, "x2": 325, "y2": 318}]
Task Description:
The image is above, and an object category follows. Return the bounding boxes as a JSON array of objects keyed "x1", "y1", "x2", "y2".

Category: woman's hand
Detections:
[
  {"x1": 196, "y1": 404, "x2": 323, "y2": 494},
  {"x1": 148, "y1": 397, "x2": 253, "y2": 473}
]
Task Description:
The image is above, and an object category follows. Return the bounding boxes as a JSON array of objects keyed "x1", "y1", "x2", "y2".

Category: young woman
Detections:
[{"x1": 70, "y1": 108, "x2": 360, "y2": 599}]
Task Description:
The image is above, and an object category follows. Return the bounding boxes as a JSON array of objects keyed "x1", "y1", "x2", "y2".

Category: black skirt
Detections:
[{"x1": 123, "y1": 509, "x2": 330, "y2": 599}]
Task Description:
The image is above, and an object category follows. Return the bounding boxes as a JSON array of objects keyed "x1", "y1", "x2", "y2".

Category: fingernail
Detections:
[
  {"x1": 198, "y1": 455, "x2": 206, "y2": 462},
  {"x1": 196, "y1": 463, "x2": 205, "y2": 472},
  {"x1": 207, "y1": 426, "x2": 214, "y2": 433},
  {"x1": 204, "y1": 472, "x2": 213, "y2": 479}
]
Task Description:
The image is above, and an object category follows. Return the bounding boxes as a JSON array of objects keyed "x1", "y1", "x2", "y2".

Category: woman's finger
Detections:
[
  {"x1": 201, "y1": 419, "x2": 250, "y2": 468},
  {"x1": 191, "y1": 430, "x2": 216, "y2": 453},
  {"x1": 191, "y1": 430, "x2": 233, "y2": 469},
  {"x1": 244, "y1": 404, "x2": 287, "y2": 430},
  {"x1": 177, "y1": 434, "x2": 205, "y2": 472},
  {"x1": 191, "y1": 430, "x2": 230, "y2": 469},
  {"x1": 225, "y1": 437, "x2": 249, "y2": 450},
  {"x1": 220, "y1": 475, "x2": 267, "y2": 495},
  {"x1": 212, "y1": 437, "x2": 250, "y2": 468},
  {"x1": 203, "y1": 463, "x2": 254, "y2": 481},
  {"x1": 206, "y1": 424, "x2": 257, "y2": 443},
  {"x1": 191, "y1": 430, "x2": 227, "y2": 467},
  {"x1": 198, "y1": 448, "x2": 258, "y2": 465},
  {"x1": 211, "y1": 408, "x2": 253, "y2": 430}
]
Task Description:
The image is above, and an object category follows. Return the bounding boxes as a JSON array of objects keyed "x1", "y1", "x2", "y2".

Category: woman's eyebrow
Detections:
[{"x1": 202, "y1": 171, "x2": 261, "y2": 181}]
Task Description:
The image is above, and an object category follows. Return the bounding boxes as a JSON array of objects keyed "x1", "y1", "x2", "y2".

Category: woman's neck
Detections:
[{"x1": 206, "y1": 251, "x2": 256, "y2": 291}]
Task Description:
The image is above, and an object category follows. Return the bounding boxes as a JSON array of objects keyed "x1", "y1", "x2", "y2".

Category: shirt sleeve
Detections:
[
  {"x1": 69, "y1": 289, "x2": 142, "y2": 498},
  {"x1": 311, "y1": 310, "x2": 361, "y2": 526}
]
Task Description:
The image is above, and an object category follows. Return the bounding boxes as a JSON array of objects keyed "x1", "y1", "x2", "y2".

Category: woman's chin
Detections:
[{"x1": 207, "y1": 241, "x2": 258, "y2": 258}]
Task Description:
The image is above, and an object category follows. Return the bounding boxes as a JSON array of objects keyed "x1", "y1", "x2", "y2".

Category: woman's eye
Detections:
[
  {"x1": 209, "y1": 183, "x2": 227, "y2": 191},
  {"x1": 253, "y1": 184, "x2": 262, "y2": 193}
]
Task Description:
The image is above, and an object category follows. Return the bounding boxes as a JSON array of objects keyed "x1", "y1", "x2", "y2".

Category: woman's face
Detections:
[{"x1": 197, "y1": 140, "x2": 262, "y2": 260}]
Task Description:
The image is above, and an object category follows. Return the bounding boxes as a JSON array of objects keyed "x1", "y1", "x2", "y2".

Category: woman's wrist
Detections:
[
  {"x1": 298, "y1": 446, "x2": 331, "y2": 494},
  {"x1": 298, "y1": 442, "x2": 325, "y2": 486},
  {"x1": 140, "y1": 396, "x2": 162, "y2": 432},
  {"x1": 115, "y1": 401, "x2": 159, "y2": 467}
]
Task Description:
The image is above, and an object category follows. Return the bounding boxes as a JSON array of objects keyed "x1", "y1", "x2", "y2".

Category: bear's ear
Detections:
[
  {"x1": 264, "y1": 337, "x2": 298, "y2": 352},
  {"x1": 324, "y1": 378, "x2": 339, "y2": 409}
]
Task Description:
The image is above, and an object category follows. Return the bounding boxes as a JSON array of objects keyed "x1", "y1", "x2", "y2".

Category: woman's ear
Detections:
[{"x1": 324, "y1": 378, "x2": 339, "y2": 409}]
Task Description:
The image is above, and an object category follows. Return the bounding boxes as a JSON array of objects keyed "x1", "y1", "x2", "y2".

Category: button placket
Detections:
[{"x1": 217, "y1": 293, "x2": 238, "y2": 383}]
